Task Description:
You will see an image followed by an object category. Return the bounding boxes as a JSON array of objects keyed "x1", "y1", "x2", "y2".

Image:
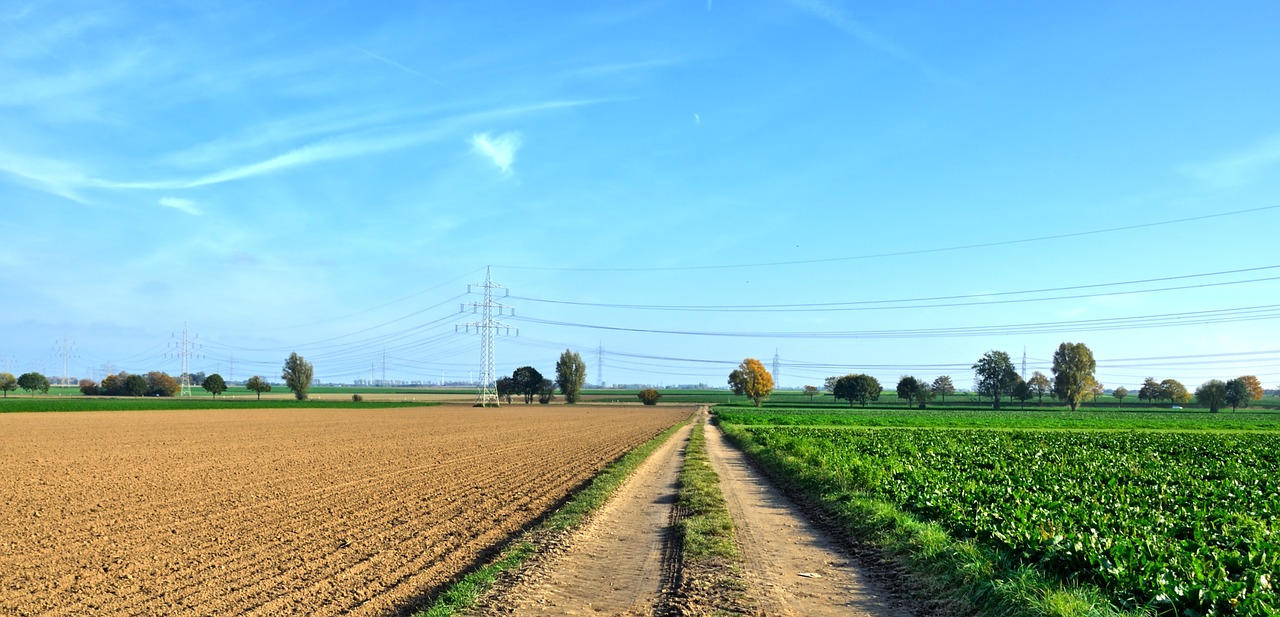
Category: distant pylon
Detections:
[
  {"x1": 772, "y1": 349, "x2": 781, "y2": 385},
  {"x1": 597, "y1": 341, "x2": 604, "y2": 387},
  {"x1": 1021, "y1": 346, "x2": 1027, "y2": 380},
  {"x1": 169, "y1": 323, "x2": 200, "y2": 397},
  {"x1": 458, "y1": 267, "x2": 515, "y2": 407}
]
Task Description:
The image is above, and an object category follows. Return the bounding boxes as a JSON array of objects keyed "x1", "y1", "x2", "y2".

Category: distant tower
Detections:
[
  {"x1": 1021, "y1": 346, "x2": 1027, "y2": 380},
  {"x1": 597, "y1": 341, "x2": 604, "y2": 387},
  {"x1": 772, "y1": 349, "x2": 781, "y2": 385},
  {"x1": 169, "y1": 323, "x2": 200, "y2": 397},
  {"x1": 458, "y1": 267, "x2": 515, "y2": 407},
  {"x1": 54, "y1": 338, "x2": 77, "y2": 386}
]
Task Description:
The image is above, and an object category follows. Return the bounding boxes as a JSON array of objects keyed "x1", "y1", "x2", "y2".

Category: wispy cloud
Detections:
[
  {"x1": 349, "y1": 46, "x2": 442, "y2": 85},
  {"x1": 1180, "y1": 134, "x2": 1280, "y2": 188},
  {"x1": 564, "y1": 59, "x2": 676, "y2": 79},
  {"x1": 0, "y1": 100, "x2": 599, "y2": 201},
  {"x1": 470, "y1": 132, "x2": 522, "y2": 174},
  {"x1": 158, "y1": 197, "x2": 200, "y2": 215},
  {"x1": 786, "y1": 0, "x2": 952, "y2": 85}
]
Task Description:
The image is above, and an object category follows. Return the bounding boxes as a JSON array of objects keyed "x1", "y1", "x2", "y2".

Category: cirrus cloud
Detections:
[{"x1": 158, "y1": 196, "x2": 201, "y2": 215}]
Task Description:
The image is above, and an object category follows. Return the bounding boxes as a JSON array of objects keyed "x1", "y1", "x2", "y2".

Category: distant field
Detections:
[{"x1": 0, "y1": 398, "x2": 441, "y2": 413}]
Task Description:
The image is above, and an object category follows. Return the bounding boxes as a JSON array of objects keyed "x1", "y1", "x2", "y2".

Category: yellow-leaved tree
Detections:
[{"x1": 728, "y1": 358, "x2": 774, "y2": 407}]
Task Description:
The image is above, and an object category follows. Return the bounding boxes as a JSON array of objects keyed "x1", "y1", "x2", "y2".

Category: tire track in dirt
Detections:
[
  {"x1": 474, "y1": 421, "x2": 694, "y2": 616},
  {"x1": 703, "y1": 416, "x2": 912, "y2": 616}
]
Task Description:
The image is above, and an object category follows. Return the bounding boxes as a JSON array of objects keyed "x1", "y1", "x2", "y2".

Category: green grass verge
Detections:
[
  {"x1": 0, "y1": 398, "x2": 441, "y2": 412},
  {"x1": 415, "y1": 417, "x2": 689, "y2": 616},
  {"x1": 719, "y1": 421, "x2": 1146, "y2": 617},
  {"x1": 677, "y1": 423, "x2": 738, "y2": 560}
]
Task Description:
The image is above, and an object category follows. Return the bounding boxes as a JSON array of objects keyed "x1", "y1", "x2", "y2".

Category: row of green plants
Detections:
[
  {"x1": 715, "y1": 407, "x2": 1280, "y2": 431},
  {"x1": 731, "y1": 425, "x2": 1278, "y2": 615}
]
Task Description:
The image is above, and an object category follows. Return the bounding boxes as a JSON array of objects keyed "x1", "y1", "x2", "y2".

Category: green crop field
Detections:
[
  {"x1": 718, "y1": 406, "x2": 1280, "y2": 616},
  {"x1": 717, "y1": 406, "x2": 1280, "y2": 431}
]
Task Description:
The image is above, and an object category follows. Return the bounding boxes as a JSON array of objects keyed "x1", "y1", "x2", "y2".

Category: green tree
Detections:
[
  {"x1": 833, "y1": 373, "x2": 881, "y2": 407},
  {"x1": 0, "y1": 372, "x2": 16, "y2": 398},
  {"x1": 803, "y1": 385, "x2": 819, "y2": 402},
  {"x1": 1011, "y1": 375, "x2": 1033, "y2": 408},
  {"x1": 912, "y1": 379, "x2": 933, "y2": 409},
  {"x1": 727, "y1": 358, "x2": 774, "y2": 407},
  {"x1": 1027, "y1": 371, "x2": 1052, "y2": 405},
  {"x1": 554, "y1": 349, "x2": 587, "y2": 404},
  {"x1": 823, "y1": 376, "x2": 838, "y2": 392},
  {"x1": 1051, "y1": 342, "x2": 1097, "y2": 412},
  {"x1": 123, "y1": 374, "x2": 148, "y2": 397},
  {"x1": 1138, "y1": 377, "x2": 1162, "y2": 404},
  {"x1": 496, "y1": 376, "x2": 514, "y2": 404},
  {"x1": 245, "y1": 375, "x2": 272, "y2": 400},
  {"x1": 973, "y1": 350, "x2": 1018, "y2": 410},
  {"x1": 512, "y1": 366, "x2": 544, "y2": 404},
  {"x1": 1161, "y1": 378, "x2": 1190, "y2": 404},
  {"x1": 637, "y1": 388, "x2": 661, "y2": 405},
  {"x1": 202, "y1": 374, "x2": 227, "y2": 398},
  {"x1": 282, "y1": 352, "x2": 314, "y2": 400},
  {"x1": 1113, "y1": 386, "x2": 1129, "y2": 405},
  {"x1": 1224, "y1": 378, "x2": 1251, "y2": 411},
  {"x1": 17, "y1": 372, "x2": 50, "y2": 396},
  {"x1": 538, "y1": 379, "x2": 556, "y2": 404},
  {"x1": 931, "y1": 375, "x2": 954, "y2": 402},
  {"x1": 79, "y1": 378, "x2": 99, "y2": 396},
  {"x1": 1195, "y1": 379, "x2": 1227, "y2": 413},
  {"x1": 896, "y1": 376, "x2": 920, "y2": 407}
]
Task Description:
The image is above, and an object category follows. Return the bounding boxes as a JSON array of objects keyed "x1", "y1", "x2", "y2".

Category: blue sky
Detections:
[{"x1": 3, "y1": 0, "x2": 1279, "y2": 392}]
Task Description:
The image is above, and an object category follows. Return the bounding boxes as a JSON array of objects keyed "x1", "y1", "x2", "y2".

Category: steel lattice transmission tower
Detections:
[
  {"x1": 772, "y1": 349, "x2": 781, "y2": 385},
  {"x1": 54, "y1": 338, "x2": 78, "y2": 387},
  {"x1": 168, "y1": 323, "x2": 201, "y2": 397},
  {"x1": 457, "y1": 267, "x2": 516, "y2": 407}
]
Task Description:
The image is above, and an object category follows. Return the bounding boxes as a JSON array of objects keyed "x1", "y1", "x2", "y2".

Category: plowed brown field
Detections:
[{"x1": 0, "y1": 404, "x2": 690, "y2": 616}]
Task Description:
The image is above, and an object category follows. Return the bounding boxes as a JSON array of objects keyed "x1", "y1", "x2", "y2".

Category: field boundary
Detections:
[
  {"x1": 716, "y1": 418, "x2": 1149, "y2": 617},
  {"x1": 414, "y1": 413, "x2": 693, "y2": 617}
]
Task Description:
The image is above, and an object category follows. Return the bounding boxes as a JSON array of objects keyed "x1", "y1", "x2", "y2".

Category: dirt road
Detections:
[
  {"x1": 476, "y1": 421, "x2": 694, "y2": 616},
  {"x1": 478, "y1": 411, "x2": 912, "y2": 616},
  {"x1": 703, "y1": 419, "x2": 909, "y2": 616}
]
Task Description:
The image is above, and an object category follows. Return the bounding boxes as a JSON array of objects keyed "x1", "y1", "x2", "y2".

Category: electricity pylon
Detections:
[{"x1": 458, "y1": 267, "x2": 516, "y2": 407}]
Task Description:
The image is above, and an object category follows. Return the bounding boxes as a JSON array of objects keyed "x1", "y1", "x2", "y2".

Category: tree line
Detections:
[
  {"x1": 492, "y1": 350, "x2": 589, "y2": 405},
  {"x1": 808, "y1": 343, "x2": 1268, "y2": 412}
]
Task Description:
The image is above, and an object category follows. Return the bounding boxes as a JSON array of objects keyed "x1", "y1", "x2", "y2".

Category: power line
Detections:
[
  {"x1": 495, "y1": 204, "x2": 1279, "y2": 272},
  {"x1": 509, "y1": 264, "x2": 1280, "y2": 313},
  {"x1": 510, "y1": 303, "x2": 1280, "y2": 339}
]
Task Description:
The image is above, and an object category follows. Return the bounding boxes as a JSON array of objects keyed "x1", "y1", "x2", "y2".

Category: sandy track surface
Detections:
[
  {"x1": 0, "y1": 405, "x2": 689, "y2": 616},
  {"x1": 703, "y1": 418, "x2": 909, "y2": 616},
  {"x1": 473, "y1": 420, "x2": 694, "y2": 616}
]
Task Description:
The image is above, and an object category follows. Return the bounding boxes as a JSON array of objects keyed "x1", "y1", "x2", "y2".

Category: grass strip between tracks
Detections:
[
  {"x1": 672, "y1": 421, "x2": 752, "y2": 614},
  {"x1": 416, "y1": 416, "x2": 690, "y2": 617},
  {"x1": 719, "y1": 421, "x2": 1144, "y2": 617}
]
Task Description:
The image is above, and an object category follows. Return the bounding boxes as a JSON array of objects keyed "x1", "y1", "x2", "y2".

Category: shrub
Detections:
[
  {"x1": 637, "y1": 388, "x2": 661, "y2": 405},
  {"x1": 352, "y1": 394, "x2": 363, "y2": 402}
]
